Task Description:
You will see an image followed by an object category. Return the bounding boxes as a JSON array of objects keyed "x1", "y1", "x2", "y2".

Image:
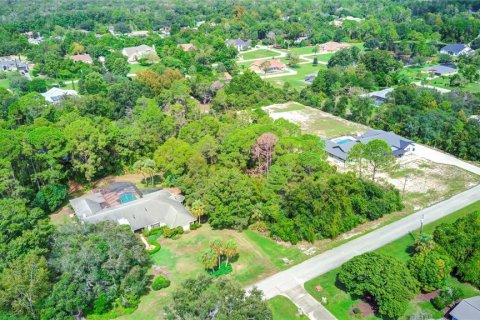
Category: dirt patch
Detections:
[
  {"x1": 351, "y1": 300, "x2": 375, "y2": 317},
  {"x1": 415, "y1": 290, "x2": 439, "y2": 302}
]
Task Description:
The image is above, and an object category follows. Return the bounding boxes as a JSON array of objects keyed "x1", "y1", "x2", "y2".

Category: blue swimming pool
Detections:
[
  {"x1": 120, "y1": 193, "x2": 137, "y2": 203},
  {"x1": 336, "y1": 138, "x2": 354, "y2": 145}
]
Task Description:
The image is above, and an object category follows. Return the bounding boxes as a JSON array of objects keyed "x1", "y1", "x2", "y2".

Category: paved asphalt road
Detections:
[{"x1": 250, "y1": 184, "x2": 480, "y2": 299}]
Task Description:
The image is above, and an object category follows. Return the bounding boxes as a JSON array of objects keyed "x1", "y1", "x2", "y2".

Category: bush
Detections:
[
  {"x1": 162, "y1": 226, "x2": 184, "y2": 239},
  {"x1": 147, "y1": 240, "x2": 161, "y2": 255},
  {"x1": 208, "y1": 262, "x2": 232, "y2": 278},
  {"x1": 152, "y1": 276, "x2": 171, "y2": 290},
  {"x1": 431, "y1": 287, "x2": 463, "y2": 310},
  {"x1": 190, "y1": 222, "x2": 201, "y2": 230}
]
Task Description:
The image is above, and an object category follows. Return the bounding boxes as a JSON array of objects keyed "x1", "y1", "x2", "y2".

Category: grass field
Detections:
[
  {"x1": 304, "y1": 201, "x2": 480, "y2": 320},
  {"x1": 429, "y1": 76, "x2": 480, "y2": 93},
  {"x1": 129, "y1": 64, "x2": 150, "y2": 74},
  {"x1": 268, "y1": 296, "x2": 309, "y2": 320},
  {"x1": 0, "y1": 78, "x2": 10, "y2": 89},
  {"x1": 267, "y1": 63, "x2": 326, "y2": 89},
  {"x1": 241, "y1": 49, "x2": 281, "y2": 60},
  {"x1": 118, "y1": 225, "x2": 305, "y2": 320}
]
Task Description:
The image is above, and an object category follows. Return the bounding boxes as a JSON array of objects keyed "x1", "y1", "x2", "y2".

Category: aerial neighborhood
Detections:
[{"x1": 2, "y1": 1, "x2": 480, "y2": 320}]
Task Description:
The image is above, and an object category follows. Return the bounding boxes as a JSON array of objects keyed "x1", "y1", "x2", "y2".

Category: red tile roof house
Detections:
[
  {"x1": 250, "y1": 59, "x2": 286, "y2": 73},
  {"x1": 318, "y1": 41, "x2": 351, "y2": 53},
  {"x1": 70, "y1": 53, "x2": 93, "y2": 64}
]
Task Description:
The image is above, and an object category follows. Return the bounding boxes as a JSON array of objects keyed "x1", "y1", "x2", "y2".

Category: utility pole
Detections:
[{"x1": 420, "y1": 214, "x2": 425, "y2": 235}]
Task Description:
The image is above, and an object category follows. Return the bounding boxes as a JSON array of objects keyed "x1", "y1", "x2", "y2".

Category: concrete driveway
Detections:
[{"x1": 412, "y1": 144, "x2": 480, "y2": 175}]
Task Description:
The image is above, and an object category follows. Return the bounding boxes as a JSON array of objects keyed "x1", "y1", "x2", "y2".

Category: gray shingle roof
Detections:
[
  {"x1": 441, "y1": 43, "x2": 469, "y2": 54},
  {"x1": 450, "y1": 296, "x2": 480, "y2": 320},
  {"x1": 70, "y1": 184, "x2": 195, "y2": 231},
  {"x1": 325, "y1": 130, "x2": 413, "y2": 161},
  {"x1": 422, "y1": 65, "x2": 457, "y2": 75}
]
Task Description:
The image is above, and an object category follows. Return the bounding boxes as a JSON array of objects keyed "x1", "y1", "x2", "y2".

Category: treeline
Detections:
[
  {"x1": 2, "y1": 0, "x2": 480, "y2": 51},
  {"x1": 337, "y1": 211, "x2": 480, "y2": 319}
]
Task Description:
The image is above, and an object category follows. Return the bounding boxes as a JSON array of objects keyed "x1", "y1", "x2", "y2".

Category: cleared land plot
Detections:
[
  {"x1": 120, "y1": 225, "x2": 305, "y2": 320},
  {"x1": 240, "y1": 49, "x2": 281, "y2": 60},
  {"x1": 268, "y1": 296, "x2": 309, "y2": 320},
  {"x1": 263, "y1": 102, "x2": 369, "y2": 138},
  {"x1": 304, "y1": 201, "x2": 480, "y2": 320},
  {"x1": 263, "y1": 102, "x2": 480, "y2": 250}
]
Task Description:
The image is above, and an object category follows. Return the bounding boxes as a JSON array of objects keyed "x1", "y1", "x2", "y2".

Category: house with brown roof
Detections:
[
  {"x1": 318, "y1": 41, "x2": 351, "y2": 53},
  {"x1": 250, "y1": 59, "x2": 286, "y2": 73},
  {"x1": 177, "y1": 43, "x2": 196, "y2": 52},
  {"x1": 70, "y1": 54, "x2": 93, "y2": 64}
]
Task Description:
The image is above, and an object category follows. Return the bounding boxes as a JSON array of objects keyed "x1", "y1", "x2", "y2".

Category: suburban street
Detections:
[
  {"x1": 249, "y1": 144, "x2": 480, "y2": 319},
  {"x1": 250, "y1": 182, "x2": 480, "y2": 295}
]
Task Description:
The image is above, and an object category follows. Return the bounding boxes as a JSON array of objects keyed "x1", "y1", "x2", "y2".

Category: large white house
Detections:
[
  {"x1": 121, "y1": 44, "x2": 157, "y2": 63},
  {"x1": 440, "y1": 44, "x2": 474, "y2": 56},
  {"x1": 41, "y1": 87, "x2": 78, "y2": 103},
  {"x1": 70, "y1": 182, "x2": 196, "y2": 232}
]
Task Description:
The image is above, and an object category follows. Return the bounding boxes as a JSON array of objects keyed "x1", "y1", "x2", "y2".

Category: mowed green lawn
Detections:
[
  {"x1": 304, "y1": 201, "x2": 480, "y2": 320},
  {"x1": 268, "y1": 296, "x2": 309, "y2": 320},
  {"x1": 241, "y1": 49, "x2": 281, "y2": 60},
  {"x1": 118, "y1": 225, "x2": 305, "y2": 320},
  {"x1": 129, "y1": 64, "x2": 150, "y2": 74},
  {"x1": 267, "y1": 63, "x2": 327, "y2": 89},
  {"x1": 0, "y1": 78, "x2": 10, "y2": 89}
]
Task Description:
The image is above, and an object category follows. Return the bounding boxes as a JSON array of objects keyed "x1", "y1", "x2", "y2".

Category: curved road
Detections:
[{"x1": 252, "y1": 181, "x2": 480, "y2": 319}]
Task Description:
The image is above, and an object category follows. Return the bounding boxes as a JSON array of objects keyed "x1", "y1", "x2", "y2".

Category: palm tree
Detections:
[
  {"x1": 190, "y1": 200, "x2": 206, "y2": 224},
  {"x1": 210, "y1": 238, "x2": 224, "y2": 268},
  {"x1": 201, "y1": 249, "x2": 218, "y2": 272},
  {"x1": 223, "y1": 239, "x2": 238, "y2": 265}
]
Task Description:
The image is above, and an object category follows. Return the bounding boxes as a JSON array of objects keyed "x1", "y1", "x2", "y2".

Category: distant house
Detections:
[
  {"x1": 70, "y1": 54, "x2": 93, "y2": 64},
  {"x1": 450, "y1": 296, "x2": 480, "y2": 320},
  {"x1": 122, "y1": 45, "x2": 157, "y2": 63},
  {"x1": 304, "y1": 73, "x2": 317, "y2": 83},
  {"x1": 325, "y1": 130, "x2": 414, "y2": 163},
  {"x1": 294, "y1": 36, "x2": 309, "y2": 44},
  {"x1": 421, "y1": 65, "x2": 457, "y2": 77},
  {"x1": 41, "y1": 87, "x2": 78, "y2": 103},
  {"x1": 0, "y1": 58, "x2": 29, "y2": 74},
  {"x1": 222, "y1": 72, "x2": 233, "y2": 83},
  {"x1": 226, "y1": 38, "x2": 251, "y2": 51},
  {"x1": 360, "y1": 87, "x2": 395, "y2": 105},
  {"x1": 177, "y1": 43, "x2": 196, "y2": 52},
  {"x1": 70, "y1": 182, "x2": 195, "y2": 232},
  {"x1": 128, "y1": 31, "x2": 149, "y2": 37},
  {"x1": 250, "y1": 59, "x2": 286, "y2": 73},
  {"x1": 266, "y1": 31, "x2": 276, "y2": 40},
  {"x1": 440, "y1": 44, "x2": 474, "y2": 56},
  {"x1": 318, "y1": 41, "x2": 351, "y2": 53}
]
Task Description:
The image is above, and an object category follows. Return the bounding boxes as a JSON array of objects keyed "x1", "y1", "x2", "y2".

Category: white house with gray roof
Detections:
[
  {"x1": 450, "y1": 296, "x2": 480, "y2": 320},
  {"x1": 121, "y1": 44, "x2": 157, "y2": 63},
  {"x1": 226, "y1": 38, "x2": 251, "y2": 51},
  {"x1": 325, "y1": 130, "x2": 415, "y2": 164},
  {"x1": 440, "y1": 44, "x2": 473, "y2": 56},
  {"x1": 70, "y1": 182, "x2": 195, "y2": 232},
  {"x1": 360, "y1": 87, "x2": 395, "y2": 105}
]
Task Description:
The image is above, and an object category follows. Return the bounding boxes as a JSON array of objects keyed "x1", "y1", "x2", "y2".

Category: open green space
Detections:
[
  {"x1": 429, "y1": 76, "x2": 480, "y2": 93},
  {"x1": 0, "y1": 78, "x2": 10, "y2": 89},
  {"x1": 304, "y1": 201, "x2": 480, "y2": 320},
  {"x1": 129, "y1": 64, "x2": 150, "y2": 74},
  {"x1": 268, "y1": 296, "x2": 309, "y2": 320},
  {"x1": 266, "y1": 63, "x2": 326, "y2": 89},
  {"x1": 119, "y1": 225, "x2": 305, "y2": 320},
  {"x1": 240, "y1": 48, "x2": 281, "y2": 60}
]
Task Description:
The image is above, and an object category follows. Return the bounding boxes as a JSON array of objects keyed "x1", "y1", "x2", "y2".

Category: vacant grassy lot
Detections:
[
  {"x1": 241, "y1": 48, "x2": 281, "y2": 60},
  {"x1": 263, "y1": 102, "x2": 369, "y2": 138},
  {"x1": 119, "y1": 225, "x2": 305, "y2": 320},
  {"x1": 268, "y1": 296, "x2": 309, "y2": 320},
  {"x1": 429, "y1": 76, "x2": 480, "y2": 93},
  {"x1": 304, "y1": 201, "x2": 480, "y2": 320}
]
